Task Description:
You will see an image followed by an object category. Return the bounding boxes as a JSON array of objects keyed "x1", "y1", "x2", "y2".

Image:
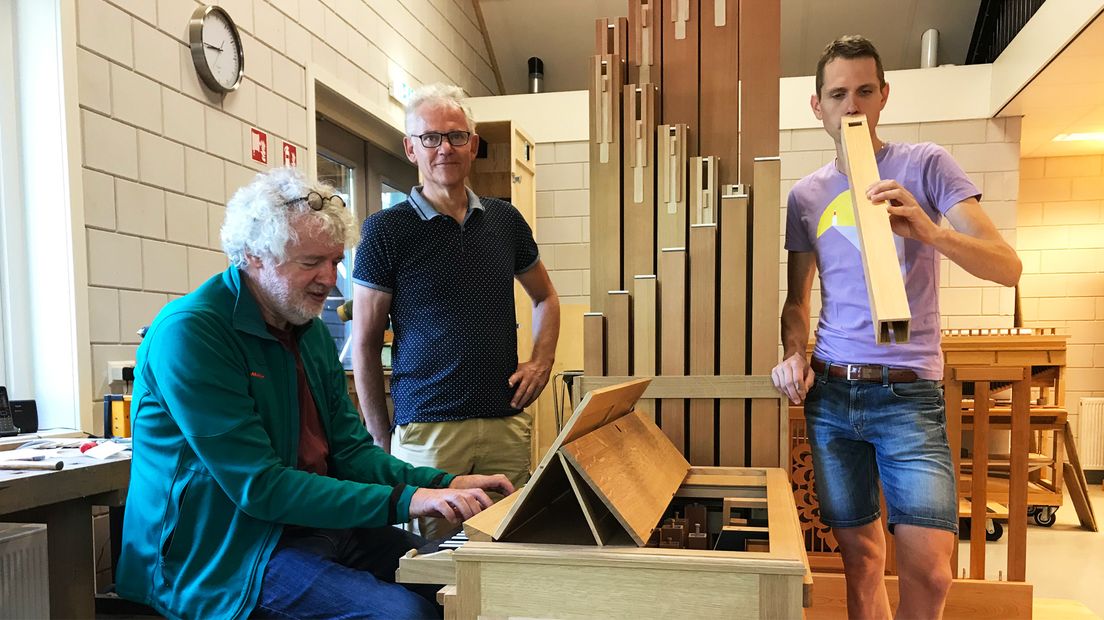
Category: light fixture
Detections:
[{"x1": 1052, "y1": 132, "x2": 1104, "y2": 142}]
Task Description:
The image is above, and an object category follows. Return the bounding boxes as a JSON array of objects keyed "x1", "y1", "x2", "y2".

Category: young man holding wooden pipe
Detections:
[{"x1": 771, "y1": 35, "x2": 1021, "y2": 619}]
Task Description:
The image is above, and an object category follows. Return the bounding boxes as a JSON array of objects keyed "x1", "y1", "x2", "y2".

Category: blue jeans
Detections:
[
  {"x1": 253, "y1": 526, "x2": 442, "y2": 619},
  {"x1": 804, "y1": 371, "x2": 958, "y2": 534}
]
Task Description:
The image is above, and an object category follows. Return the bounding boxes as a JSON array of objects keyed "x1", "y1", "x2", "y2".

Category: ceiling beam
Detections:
[{"x1": 471, "y1": 0, "x2": 506, "y2": 95}]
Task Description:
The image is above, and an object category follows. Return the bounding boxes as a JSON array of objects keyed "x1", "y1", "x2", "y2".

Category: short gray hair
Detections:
[
  {"x1": 221, "y1": 167, "x2": 359, "y2": 268},
  {"x1": 404, "y1": 83, "x2": 475, "y2": 134}
]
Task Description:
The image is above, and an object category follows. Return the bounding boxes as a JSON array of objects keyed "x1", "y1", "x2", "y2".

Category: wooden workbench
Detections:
[{"x1": 0, "y1": 454, "x2": 130, "y2": 619}]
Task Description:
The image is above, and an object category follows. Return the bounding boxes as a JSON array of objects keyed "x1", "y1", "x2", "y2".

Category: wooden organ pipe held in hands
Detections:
[{"x1": 839, "y1": 114, "x2": 911, "y2": 345}]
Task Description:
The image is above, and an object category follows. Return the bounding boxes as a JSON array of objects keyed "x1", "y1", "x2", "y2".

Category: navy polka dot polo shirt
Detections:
[{"x1": 353, "y1": 186, "x2": 540, "y2": 426}]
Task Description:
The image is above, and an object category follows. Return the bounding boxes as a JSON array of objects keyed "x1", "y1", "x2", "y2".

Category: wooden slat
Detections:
[
  {"x1": 809, "y1": 573, "x2": 1034, "y2": 620},
  {"x1": 583, "y1": 312, "x2": 605, "y2": 377},
  {"x1": 952, "y1": 366, "x2": 1025, "y2": 382},
  {"x1": 560, "y1": 409, "x2": 691, "y2": 546},
  {"x1": 1062, "y1": 421, "x2": 1098, "y2": 531},
  {"x1": 661, "y1": 0, "x2": 698, "y2": 154},
  {"x1": 627, "y1": 0, "x2": 662, "y2": 88},
  {"x1": 970, "y1": 382, "x2": 990, "y2": 580},
  {"x1": 659, "y1": 248, "x2": 687, "y2": 453},
  {"x1": 494, "y1": 378, "x2": 651, "y2": 540},
  {"x1": 737, "y1": 0, "x2": 779, "y2": 183},
  {"x1": 945, "y1": 375, "x2": 964, "y2": 574},
  {"x1": 606, "y1": 291, "x2": 631, "y2": 376},
  {"x1": 719, "y1": 190, "x2": 749, "y2": 465},
  {"x1": 750, "y1": 158, "x2": 781, "y2": 466},
  {"x1": 463, "y1": 490, "x2": 523, "y2": 542},
  {"x1": 595, "y1": 17, "x2": 628, "y2": 57},
  {"x1": 689, "y1": 156, "x2": 718, "y2": 225},
  {"x1": 577, "y1": 374, "x2": 779, "y2": 402},
  {"x1": 633, "y1": 276, "x2": 657, "y2": 377},
  {"x1": 623, "y1": 84, "x2": 658, "y2": 281},
  {"x1": 689, "y1": 224, "x2": 717, "y2": 465},
  {"x1": 1007, "y1": 372, "x2": 1030, "y2": 581},
  {"x1": 397, "y1": 549, "x2": 456, "y2": 585},
  {"x1": 656, "y1": 124, "x2": 689, "y2": 253},
  {"x1": 633, "y1": 275, "x2": 658, "y2": 420},
  {"x1": 699, "y1": 0, "x2": 739, "y2": 185},
  {"x1": 839, "y1": 114, "x2": 911, "y2": 344},
  {"x1": 588, "y1": 54, "x2": 624, "y2": 313}
]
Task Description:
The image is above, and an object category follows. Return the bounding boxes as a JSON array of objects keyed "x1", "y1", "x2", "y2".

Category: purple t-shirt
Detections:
[{"x1": 785, "y1": 142, "x2": 980, "y2": 379}]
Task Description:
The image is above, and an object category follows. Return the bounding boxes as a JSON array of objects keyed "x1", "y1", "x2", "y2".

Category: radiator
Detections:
[
  {"x1": 1079, "y1": 397, "x2": 1104, "y2": 470},
  {"x1": 0, "y1": 523, "x2": 49, "y2": 619}
]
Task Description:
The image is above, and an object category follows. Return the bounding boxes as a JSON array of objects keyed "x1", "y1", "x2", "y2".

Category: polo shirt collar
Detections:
[{"x1": 408, "y1": 185, "x2": 483, "y2": 222}]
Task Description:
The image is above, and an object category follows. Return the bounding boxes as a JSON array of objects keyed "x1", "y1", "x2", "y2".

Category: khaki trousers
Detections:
[{"x1": 390, "y1": 410, "x2": 532, "y2": 540}]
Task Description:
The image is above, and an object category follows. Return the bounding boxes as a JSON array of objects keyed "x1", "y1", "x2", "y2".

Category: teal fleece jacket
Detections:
[{"x1": 116, "y1": 267, "x2": 453, "y2": 620}]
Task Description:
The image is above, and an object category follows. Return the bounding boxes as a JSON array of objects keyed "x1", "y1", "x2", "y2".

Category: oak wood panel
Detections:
[
  {"x1": 661, "y1": 0, "x2": 699, "y2": 154},
  {"x1": 627, "y1": 0, "x2": 662, "y2": 89},
  {"x1": 624, "y1": 84, "x2": 658, "y2": 281},
  {"x1": 494, "y1": 379, "x2": 651, "y2": 541},
  {"x1": 606, "y1": 291, "x2": 631, "y2": 376},
  {"x1": 560, "y1": 409, "x2": 691, "y2": 546},
  {"x1": 576, "y1": 375, "x2": 779, "y2": 403},
  {"x1": 595, "y1": 17, "x2": 628, "y2": 57},
  {"x1": 583, "y1": 312, "x2": 605, "y2": 377},
  {"x1": 719, "y1": 191, "x2": 749, "y2": 464},
  {"x1": 750, "y1": 157, "x2": 782, "y2": 466},
  {"x1": 690, "y1": 156, "x2": 718, "y2": 225},
  {"x1": 634, "y1": 275, "x2": 658, "y2": 420},
  {"x1": 736, "y1": 0, "x2": 779, "y2": 183},
  {"x1": 689, "y1": 224, "x2": 718, "y2": 465},
  {"x1": 700, "y1": 0, "x2": 739, "y2": 185},
  {"x1": 659, "y1": 248, "x2": 688, "y2": 453},
  {"x1": 657, "y1": 124, "x2": 689, "y2": 253},
  {"x1": 588, "y1": 54, "x2": 624, "y2": 313}
]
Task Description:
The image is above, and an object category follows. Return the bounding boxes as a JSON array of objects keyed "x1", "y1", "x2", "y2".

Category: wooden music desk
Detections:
[{"x1": 0, "y1": 454, "x2": 130, "y2": 619}]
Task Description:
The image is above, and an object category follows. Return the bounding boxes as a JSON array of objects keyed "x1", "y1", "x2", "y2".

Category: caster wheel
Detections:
[
  {"x1": 1027, "y1": 506, "x2": 1040, "y2": 517},
  {"x1": 985, "y1": 519, "x2": 1004, "y2": 541},
  {"x1": 1033, "y1": 507, "x2": 1057, "y2": 527}
]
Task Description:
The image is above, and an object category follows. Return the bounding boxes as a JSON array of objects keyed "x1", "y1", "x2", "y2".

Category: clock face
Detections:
[{"x1": 189, "y1": 6, "x2": 244, "y2": 93}]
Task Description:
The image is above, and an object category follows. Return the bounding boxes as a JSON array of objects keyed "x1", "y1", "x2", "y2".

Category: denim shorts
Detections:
[{"x1": 803, "y1": 369, "x2": 958, "y2": 534}]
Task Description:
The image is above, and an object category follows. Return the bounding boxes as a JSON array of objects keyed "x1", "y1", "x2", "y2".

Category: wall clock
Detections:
[{"x1": 188, "y1": 5, "x2": 244, "y2": 93}]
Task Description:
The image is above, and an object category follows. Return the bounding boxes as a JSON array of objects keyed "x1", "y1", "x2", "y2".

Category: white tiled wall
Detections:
[
  {"x1": 535, "y1": 140, "x2": 590, "y2": 306},
  {"x1": 76, "y1": 0, "x2": 498, "y2": 418},
  {"x1": 1018, "y1": 154, "x2": 1104, "y2": 436}
]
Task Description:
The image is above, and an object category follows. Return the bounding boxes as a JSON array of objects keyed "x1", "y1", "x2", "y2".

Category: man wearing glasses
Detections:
[
  {"x1": 353, "y1": 83, "x2": 560, "y2": 540},
  {"x1": 117, "y1": 167, "x2": 514, "y2": 619}
]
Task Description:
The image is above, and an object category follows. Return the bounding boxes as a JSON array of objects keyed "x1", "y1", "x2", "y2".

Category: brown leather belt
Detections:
[{"x1": 811, "y1": 357, "x2": 919, "y2": 383}]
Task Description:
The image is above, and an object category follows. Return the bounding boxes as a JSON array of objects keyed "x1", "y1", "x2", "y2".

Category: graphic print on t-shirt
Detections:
[{"x1": 815, "y1": 190, "x2": 861, "y2": 252}]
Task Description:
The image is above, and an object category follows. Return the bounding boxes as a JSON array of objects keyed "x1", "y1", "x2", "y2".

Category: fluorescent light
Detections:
[{"x1": 1052, "y1": 132, "x2": 1104, "y2": 142}]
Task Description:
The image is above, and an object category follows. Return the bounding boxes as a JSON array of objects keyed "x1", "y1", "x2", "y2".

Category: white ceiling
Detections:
[
  {"x1": 477, "y1": 0, "x2": 982, "y2": 95},
  {"x1": 1002, "y1": 13, "x2": 1104, "y2": 158}
]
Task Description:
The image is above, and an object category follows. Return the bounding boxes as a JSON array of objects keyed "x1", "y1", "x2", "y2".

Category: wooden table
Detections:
[{"x1": 0, "y1": 454, "x2": 130, "y2": 619}]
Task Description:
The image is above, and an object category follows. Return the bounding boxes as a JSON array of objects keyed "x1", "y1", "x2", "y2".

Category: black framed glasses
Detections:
[
  {"x1": 410, "y1": 130, "x2": 472, "y2": 148},
  {"x1": 282, "y1": 191, "x2": 346, "y2": 211}
]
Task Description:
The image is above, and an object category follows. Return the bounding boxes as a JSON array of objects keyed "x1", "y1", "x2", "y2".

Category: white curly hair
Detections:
[
  {"x1": 404, "y1": 83, "x2": 475, "y2": 133},
  {"x1": 220, "y1": 166, "x2": 358, "y2": 268}
]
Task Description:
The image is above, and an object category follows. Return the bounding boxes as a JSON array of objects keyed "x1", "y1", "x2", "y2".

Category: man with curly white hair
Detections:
[
  {"x1": 117, "y1": 166, "x2": 515, "y2": 619},
  {"x1": 353, "y1": 83, "x2": 560, "y2": 541}
]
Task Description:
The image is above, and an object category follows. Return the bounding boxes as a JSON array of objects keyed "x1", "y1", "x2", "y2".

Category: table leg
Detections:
[{"x1": 11, "y1": 498, "x2": 95, "y2": 619}]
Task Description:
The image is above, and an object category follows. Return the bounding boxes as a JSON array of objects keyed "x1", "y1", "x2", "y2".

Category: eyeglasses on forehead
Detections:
[
  {"x1": 281, "y1": 191, "x2": 346, "y2": 211},
  {"x1": 410, "y1": 130, "x2": 472, "y2": 148}
]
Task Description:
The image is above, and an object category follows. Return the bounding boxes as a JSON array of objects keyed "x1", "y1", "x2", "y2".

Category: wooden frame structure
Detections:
[
  {"x1": 399, "y1": 379, "x2": 809, "y2": 620},
  {"x1": 839, "y1": 114, "x2": 911, "y2": 344},
  {"x1": 586, "y1": 0, "x2": 782, "y2": 472}
]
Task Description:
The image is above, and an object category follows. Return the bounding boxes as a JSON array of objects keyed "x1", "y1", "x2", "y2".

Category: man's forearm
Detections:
[
  {"x1": 352, "y1": 345, "x2": 391, "y2": 443},
  {"x1": 780, "y1": 300, "x2": 810, "y2": 360},
  {"x1": 931, "y1": 227, "x2": 1022, "y2": 288},
  {"x1": 529, "y1": 295, "x2": 560, "y2": 364}
]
